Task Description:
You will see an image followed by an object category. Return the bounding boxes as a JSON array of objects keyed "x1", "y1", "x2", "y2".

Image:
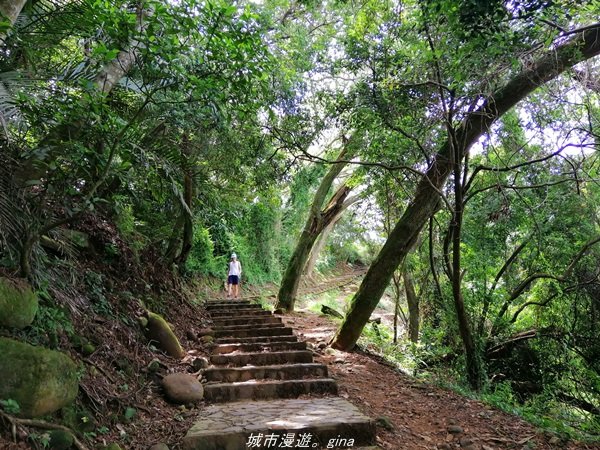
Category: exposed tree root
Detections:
[{"x1": 0, "y1": 410, "x2": 90, "y2": 450}]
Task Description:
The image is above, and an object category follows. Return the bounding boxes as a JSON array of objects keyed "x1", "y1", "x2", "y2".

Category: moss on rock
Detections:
[
  {"x1": 0, "y1": 277, "x2": 39, "y2": 329},
  {"x1": 48, "y1": 429, "x2": 74, "y2": 449},
  {"x1": 0, "y1": 338, "x2": 79, "y2": 418},
  {"x1": 145, "y1": 311, "x2": 185, "y2": 359}
]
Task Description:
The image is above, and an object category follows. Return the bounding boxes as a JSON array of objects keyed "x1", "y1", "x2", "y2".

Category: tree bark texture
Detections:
[
  {"x1": 331, "y1": 26, "x2": 600, "y2": 351},
  {"x1": 304, "y1": 194, "x2": 360, "y2": 277},
  {"x1": 0, "y1": 0, "x2": 27, "y2": 43},
  {"x1": 404, "y1": 271, "x2": 419, "y2": 343},
  {"x1": 177, "y1": 172, "x2": 194, "y2": 266},
  {"x1": 276, "y1": 146, "x2": 352, "y2": 311}
]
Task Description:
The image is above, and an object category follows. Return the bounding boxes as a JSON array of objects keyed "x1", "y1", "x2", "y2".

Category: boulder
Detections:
[
  {"x1": 162, "y1": 373, "x2": 203, "y2": 404},
  {"x1": 146, "y1": 311, "x2": 185, "y2": 359},
  {"x1": 0, "y1": 277, "x2": 39, "y2": 328},
  {"x1": 0, "y1": 338, "x2": 79, "y2": 418},
  {"x1": 149, "y1": 444, "x2": 170, "y2": 450}
]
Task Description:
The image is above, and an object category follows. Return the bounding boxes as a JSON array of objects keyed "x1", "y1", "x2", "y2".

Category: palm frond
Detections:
[
  {"x1": 0, "y1": 71, "x2": 26, "y2": 126},
  {"x1": 54, "y1": 59, "x2": 97, "y2": 83},
  {"x1": 14, "y1": 0, "x2": 96, "y2": 42},
  {"x1": 0, "y1": 158, "x2": 28, "y2": 260}
]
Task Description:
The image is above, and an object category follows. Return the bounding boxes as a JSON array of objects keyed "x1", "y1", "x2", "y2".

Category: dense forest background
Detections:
[{"x1": 2, "y1": 0, "x2": 600, "y2": 446}]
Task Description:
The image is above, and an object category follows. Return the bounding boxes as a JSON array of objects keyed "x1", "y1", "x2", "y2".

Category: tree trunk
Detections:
[
  {"x1": 0, "y1": 0, "x2": 27, "y2": 43},
  {"x1": 164, "y1": 214, "x2": 184, "y2": 264},
  {"x1": 304, "y1": 194, "x2": 360, "y2": 277},
  {"x1": 14, "y1": 4, "x2": 147, "y2": 185},
  {"x1": 404, "y1": 271, "x2": 419, "y2": 343},
  {"x1": 277, "y1": 228, "x2": 321, "y2": 310},
  {"x1": 19, "y1": 229, "x2": 36, "y2": 279},
  {"x1": 303, "y1": 225, "x2": 330, "y2": 277},
  {"x1": 93, "y1": 4, "x2": 146, "y2": 94},
  {"x1": 393, "y1": 272, "x2": 400, "y2": 344},
  {"x1": 177, "y1": 171, "x2": 194, "y2": 266},
  {"x1": 330, "y1": 26, "x2": 600, "y2": 351},
  {"x1": 449, "y1": 135, "x2": 483, "y2": 390},
  {"x1": 276, "y1": 145, "x2": 352, "y2": 311}
]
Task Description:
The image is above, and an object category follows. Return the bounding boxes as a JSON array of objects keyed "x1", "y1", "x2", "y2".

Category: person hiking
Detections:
[{"x1": 226, "y1": 253, "x2": 242, "y2": 299}]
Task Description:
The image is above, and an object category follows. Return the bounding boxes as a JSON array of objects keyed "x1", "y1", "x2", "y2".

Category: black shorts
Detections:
[{"x1": 228, "y1": 275, "x2": 239, "y2": 285}]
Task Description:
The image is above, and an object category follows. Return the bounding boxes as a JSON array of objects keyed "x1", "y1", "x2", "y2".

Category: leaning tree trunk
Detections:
[
  {"x1": 276, "y1": 145, "x2": 352, "y2": 311},
  {"x1": 277, "y1": 182, "x2": 352, "y2": 311},
  {"x1": 14, "y1": 3, "x2": 150, "y2": 277},
  {"x1": 93, "y1": 3, "x2": 147, "y2": 94},
  {"x1": 330, "y1": 25, "x2": 600, "y2": 351},
  {"x1": 304, "y1": 194, "x2": 361, "y2": 277},
  {"x1": 0, "y1": 0, "x2": 27, "y2": 43},
  {"x1": 303, "y1": 226, "x2": 330, "y2": 278},
  {"x1": 14, "y1": 3, "x2": 147, "y2": 185}
]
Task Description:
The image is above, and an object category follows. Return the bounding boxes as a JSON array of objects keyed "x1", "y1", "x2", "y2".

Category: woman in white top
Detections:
[{"x1": 227, "y1": 253, "x2": 242, "y2": 299}]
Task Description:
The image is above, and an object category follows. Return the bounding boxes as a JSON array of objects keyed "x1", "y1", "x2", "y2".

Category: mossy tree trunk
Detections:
[
  {"x1": 276, "y1": 146, "x2": 352, "y2": 311},
  {"x1": 330, "y1": 27, "x2": 600, "y2": 352}
]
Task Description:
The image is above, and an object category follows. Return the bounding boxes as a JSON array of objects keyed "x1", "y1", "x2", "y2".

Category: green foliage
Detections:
[
  {"x1": 186, "y1": 225, "x2": 221, "y2": 276},
  {"x1": 84, "y1": 271, "x2": 113, "y2": 316},
  {"x1": 17, "y1": 296, "x2": 74, "y2": 348},
  {"x1": 0, "y1": 398, "x2": 21, "y2": 414},
  {"x1": 123, "y1": 407, "x2": 137, "y2": 422}
]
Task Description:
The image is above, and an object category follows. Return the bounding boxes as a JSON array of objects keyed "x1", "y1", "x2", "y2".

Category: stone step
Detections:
[
  {"x1": 182, "y1": 397, "x2": 376, "y2": 449},
  {"x1": 206, "y1": 298, "x2": 252, "y2": 303},
  {"x1": 213, "y1": 322, "x2": 284, "y2": 332},
  {"x1": 210, "y1": 309, "x2": 272, "y2": 318},
  {"x1": 211, "y1": 316, "x2": 282, "y2": 327},
  {"x1": 202, "y1": 363, "x2": 329, "y2": 383},
  {"x1": 210, "y1": 350, "x2": 313, "y2": 367},
  {"x1": 213, "y1": 327, "x2": 295, "y2": 339},
  {"x1": 215, "y1": 335, "x2": 298, "y2": 344},
  {"x1": 203, "y1": 378, "x2": 339, "y2": 403},
  {"x1": 206, "y1": 302, "x2": 261, "y2": 310},
  {"x1": 211, "y1": 341, "x2": 307, "y2": 355}
]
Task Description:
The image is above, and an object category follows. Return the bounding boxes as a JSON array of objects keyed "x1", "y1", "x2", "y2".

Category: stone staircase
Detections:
[{"x1": 182, "y1": 299, "x2": 377, "y2": 450}]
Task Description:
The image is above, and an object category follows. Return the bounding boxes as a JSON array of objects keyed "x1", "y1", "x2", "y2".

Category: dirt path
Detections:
[{"x1": 282, "y1": 312, "x2": 600, "y2": 450}]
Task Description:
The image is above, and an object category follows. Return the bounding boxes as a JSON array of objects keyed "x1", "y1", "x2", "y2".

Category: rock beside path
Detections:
[
  {"x1": 146, "y1": 311, "x2": 186, "y2": 359},
  {"x1": 0, "y1": 337, "x2": 79, "y2": 417},
  {"x1": 0, "y1": 277, "x2": 38, "y2": 328},
  {"x1": 162, "y1": 373, "x2": 204, "y2": 404}
]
